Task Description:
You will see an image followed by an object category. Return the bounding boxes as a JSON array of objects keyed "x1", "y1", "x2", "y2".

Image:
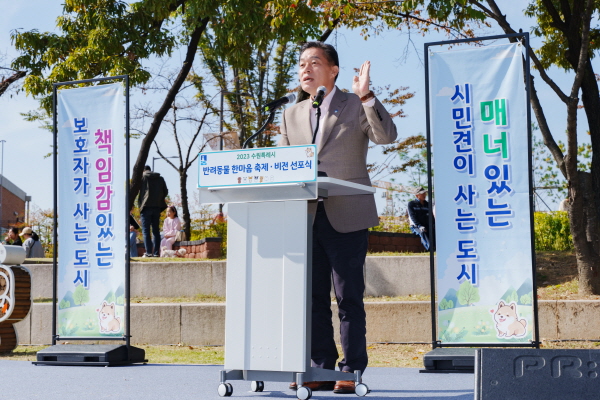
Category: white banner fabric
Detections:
[
  {"x1": 57, "y1": 83, "x2": 126, "y2": 337},
  {"x1": 429, "y1": 42, "x2": 534, "y2": 344}
]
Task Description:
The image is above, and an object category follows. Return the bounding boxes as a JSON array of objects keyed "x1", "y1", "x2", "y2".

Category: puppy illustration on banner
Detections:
[
  {"x1": 494, "y1": 301, "x2": 527, "y2": 338},
  {"x1": 98, "y1": 301, "x2": 121, "y2": 333}
]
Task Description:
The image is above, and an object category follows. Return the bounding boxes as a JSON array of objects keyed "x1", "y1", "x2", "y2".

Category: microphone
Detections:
[
  {"x1": 264, "y1": 93, "x2": 296, "y2": 112},
  {"x1": 312, "y1": 86, "x2": 327, "y2": 108}
]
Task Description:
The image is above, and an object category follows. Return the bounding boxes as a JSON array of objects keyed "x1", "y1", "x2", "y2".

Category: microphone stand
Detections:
[
  {"x1": 311, "y1": 106, "x2": 321, "y2": 144},
  {"x1": 242, "y1": 111, "x2": 276, "y2": 149}
]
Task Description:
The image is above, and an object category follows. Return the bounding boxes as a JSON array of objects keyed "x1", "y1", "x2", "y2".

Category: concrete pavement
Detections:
[{"x1": 0, "y1": 361, "x2": 474, "y2": 400}]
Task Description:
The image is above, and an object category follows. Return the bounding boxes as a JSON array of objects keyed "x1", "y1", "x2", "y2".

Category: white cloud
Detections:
[{"x1": 436, "y1": 87, "x2": 454, "y2": 96}]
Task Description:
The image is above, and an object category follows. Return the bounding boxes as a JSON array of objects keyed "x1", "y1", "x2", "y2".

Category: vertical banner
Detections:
[
  {"x1": 57, "y1": 83, "x2": 126, "y2": 337},
  {"x1": 429, "y1": 42, "x2": 534, "y2": 344}
]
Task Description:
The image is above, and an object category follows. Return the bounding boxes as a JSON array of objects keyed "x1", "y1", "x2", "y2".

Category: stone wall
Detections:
[
  {"x1": 16, "y1": 300, "x2": 600, "y2": 345},
  {"x1": 136, "y1": 237, "x2": 222, "y2": 259},
  {"x1": 368, "y1": 231, "x2": 426, "y2": 253}
]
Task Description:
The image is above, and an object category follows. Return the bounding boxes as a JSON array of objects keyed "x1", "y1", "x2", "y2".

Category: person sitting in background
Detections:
[
  {"x1": 160, "y1": 205, "x2": 181, "y2": 257},
  {"x1": 408, "y1": 187, "x2": 435, "y2": 251},
  {"x1": 4, "y1": 227, "x2": 22, "y2": 246},
  {"x1": 129, "y1": 214, "x2": 140, "y2": 258},
  {"x1": 21, "y1": 227, "x2": 44, "y2": 258}
]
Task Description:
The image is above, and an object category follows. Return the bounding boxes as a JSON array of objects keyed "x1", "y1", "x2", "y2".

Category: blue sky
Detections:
[{"x1": 0, "y1": 1, "x2": 594, "y2": 214}]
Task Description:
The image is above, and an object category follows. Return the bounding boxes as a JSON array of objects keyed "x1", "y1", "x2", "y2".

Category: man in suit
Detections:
[{"x1": 280, "y1": 41, "x2": 397, "y2": 394}]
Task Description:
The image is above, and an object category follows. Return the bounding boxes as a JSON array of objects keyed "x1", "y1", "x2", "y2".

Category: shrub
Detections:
[{"x1": 534, "y1": 211, "x2": 573, "y2": 251}]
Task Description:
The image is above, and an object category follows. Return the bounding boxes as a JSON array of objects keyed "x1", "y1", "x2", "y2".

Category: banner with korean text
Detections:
[
  {"x1": 429, "y1": 42, "x2": 535, "y2": 344},
  {"x1": 57, "y1": 83, "x2": 126, "y2": 338}
]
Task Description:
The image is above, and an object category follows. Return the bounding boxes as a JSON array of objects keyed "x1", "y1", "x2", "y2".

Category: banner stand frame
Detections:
[
  {"x1": 34, "y1": 75, "x2": 146, "y2": 366},
  {"x1": 421, "y1": 32, "x2": 539, "y2": 373}
]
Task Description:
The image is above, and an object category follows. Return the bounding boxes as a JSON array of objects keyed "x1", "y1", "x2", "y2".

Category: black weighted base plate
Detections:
[
  {"x1": 421, "y1": 348, "x2": 475, "y2": 373},
  {"x1": 33, "y1": 344, "x2": 146, "y2": 366},
  {"x1": 475, "y1": 348, "x2": 600, "y2": 399}
]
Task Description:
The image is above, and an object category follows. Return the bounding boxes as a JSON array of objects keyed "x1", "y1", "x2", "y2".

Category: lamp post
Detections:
[{"x1": 152, "y1": 156, "x2": 179, "y2": 172}]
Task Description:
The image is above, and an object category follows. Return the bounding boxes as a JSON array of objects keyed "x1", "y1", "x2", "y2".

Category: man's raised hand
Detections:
[{"x1": 352, "y1": 60, "x2": 371, "y2": 98}]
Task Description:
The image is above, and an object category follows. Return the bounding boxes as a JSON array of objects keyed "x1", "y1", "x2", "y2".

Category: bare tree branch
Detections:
[
  {"x1": 0, "y1": 70, "x2": 26, "y2": 97},
  {"x1": 129, "y1": 16, "x2": 209, "y2": 209}
]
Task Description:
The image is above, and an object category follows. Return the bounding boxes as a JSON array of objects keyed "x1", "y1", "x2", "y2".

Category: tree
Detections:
[
  {"x1": 503, "y1": 289, "x2": 519, "y2": 305},
  {"x1": 0, "y1": 52, "x2": 26, "y2": 97},
  {"x1": 457, "y1": 280, "x2": 480, "y2": 306},
  {"x1": 439, "y1": 298, "x2": 454, "y2": 310},
  {"x1": 134, "y1": 69, "x2": 217, "y2": 239},
  {"x1": 454, "y1": 0, "x2": 600, "y2": 294},
  {"x1": 533, "y1": 131, "x2": 592, "y2": 209},
  {"x1": 73, "y1": 285, "x2": 89, "y2": 306},
  {"x1": 11, "y1": 0, "x2": 322, "y2": 209},
  {"x1": 296, "y1": 0, "x2": 600, "y2": 294},
  {"x1": 520, "y1": 293, "x2": 532, "y2": 305}
]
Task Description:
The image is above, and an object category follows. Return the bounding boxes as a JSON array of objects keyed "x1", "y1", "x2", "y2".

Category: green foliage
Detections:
[
  {"x1": 12, "y1": 0, "x2": 321, "y2": 115},
  {"x1": 472, "y1": 320, "x2": 491, "y2": 336},
  {"x1": 81, "y1": 318, "x2": 95, "y2": 331},
  {"x1": 534, "y1": 211, "x2": 573, "y2": 251},
  {"x1": 520, "y1": 292, "x2": 532, "y2": 306},
  {"x1": 59, "y1": 299, "x2": 70, "y2": 309},
  {"x1": 503, "y1": 289, "x2": 519, "y2": 305},
  {"x1": 369, "y1": 218, "x2": 411, "y2": 233},
  {"x1": 73, "y1": 285, "x2": 90, "y2": 306},
  {"x1": 270, "y1": 0, "x2": 487, "y2": 41},
  {"x1": 457, "y1": 280, "x2": 479, "y2": 306},
  {"x1": 12, "y1": 0, "x2": 180, "y2": 113},
  {"x1": 440, "y1": 325, "x2": 468, "y2": 342},
  {"x1": 532, "y1": 128, "x2": 591, "y2": 207},
  {"x1": 439, "y1": 298, "x2": 454, "y2": 310},
  {"x1": 58, "y1": 322, "x2": 78, "y2": 336},
  {"x1": 116, "y1": 295, "x2": 124, "y2": 306},
  {"x1": 525, "y1": 1, "x2": 600, "y2": 72}
]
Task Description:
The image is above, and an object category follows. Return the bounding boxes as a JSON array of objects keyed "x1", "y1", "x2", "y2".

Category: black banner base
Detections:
[
  {"x1": 421, "y1": 348, "x2": 475, "y2": 373},
  {"x1": 475, "y1": 348, "x2": 600, "y2": 399},
  {"x1": 33, "y1": 344, "x2": 146, "y2": 366}
]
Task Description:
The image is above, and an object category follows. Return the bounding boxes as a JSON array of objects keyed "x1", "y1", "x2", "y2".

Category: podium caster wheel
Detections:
[
  {"x1": 218, "y1": 383, "x2": 233, "y2": 397},
  {"x1": 355, "y1": 383, "x2": 369, "y2": 396},
  {"x1": 296, "y1": 386, "x2": 312, "y2": 400},
  {"x1": 251, "y1": 381, "x2": 264, "y2": 392}
]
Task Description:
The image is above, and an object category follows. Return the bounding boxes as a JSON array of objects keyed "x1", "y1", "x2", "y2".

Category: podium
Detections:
[{"x1": 200, "y1": 176, "x2": 374, "y2": 399}]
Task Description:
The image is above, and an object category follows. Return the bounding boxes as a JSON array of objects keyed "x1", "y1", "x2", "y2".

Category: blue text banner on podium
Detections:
[
  {"x1": 198, "y1": 145, "x2": 317, "y2": 188},
  {"x1": 57, "y1": 83, "x2": 126, "y2": 338},
  {"x1": 429, "y1": 42, "x2": 534, "y2": 344}
]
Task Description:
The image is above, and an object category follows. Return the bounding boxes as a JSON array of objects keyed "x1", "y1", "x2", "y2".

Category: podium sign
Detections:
[{"x1": 198, "y1": 145, "x2": 317, "y2": 188}]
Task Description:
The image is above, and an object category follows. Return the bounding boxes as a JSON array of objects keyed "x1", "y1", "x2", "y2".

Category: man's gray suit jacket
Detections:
[{"x1": 279, "y1": 88, "x2": 398, "y2": 233}]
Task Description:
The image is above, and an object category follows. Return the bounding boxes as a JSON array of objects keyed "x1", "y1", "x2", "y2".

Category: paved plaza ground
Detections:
[{"x1": 1, "y1": 361, "x2": 474, "y2": 400}]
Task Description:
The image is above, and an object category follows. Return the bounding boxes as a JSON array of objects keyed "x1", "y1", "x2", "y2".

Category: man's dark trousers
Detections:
[
  {"x1": 311, "y1": 202, "x2": 368, "y2": 373},
  {"x1": 141, "y1": 207, "x2": 161, "y2": 256}
]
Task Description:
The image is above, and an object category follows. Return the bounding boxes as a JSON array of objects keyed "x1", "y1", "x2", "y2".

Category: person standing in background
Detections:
[{"x1": 138, "y1": 165, "x2": 168, "y2": 257}]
